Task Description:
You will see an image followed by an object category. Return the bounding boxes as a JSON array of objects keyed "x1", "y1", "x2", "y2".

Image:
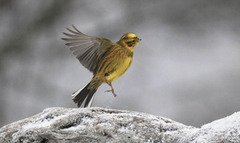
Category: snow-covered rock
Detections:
[{"x1": 0, "y1": 107, "x2": 239, "y2": 143}]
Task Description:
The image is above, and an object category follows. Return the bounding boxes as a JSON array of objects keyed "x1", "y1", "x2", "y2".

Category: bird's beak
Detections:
[{"x1": 138, "y1": 38, "x2": 142, "y2": 41}]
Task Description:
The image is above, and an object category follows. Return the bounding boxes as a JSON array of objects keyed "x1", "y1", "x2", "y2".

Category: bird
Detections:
[{"x1": 62, "y1": 25, "x2": 141, "y2": 108}]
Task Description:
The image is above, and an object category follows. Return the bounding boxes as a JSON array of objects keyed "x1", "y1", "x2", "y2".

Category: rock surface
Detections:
[{"x1": 0, "y1": 107, "x2": 239, "y2": 143}]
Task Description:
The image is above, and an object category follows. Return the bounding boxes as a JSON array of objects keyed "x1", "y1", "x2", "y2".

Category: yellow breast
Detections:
[{"x1": 106, "y1": 57, "x2": 132, "y2": 82}]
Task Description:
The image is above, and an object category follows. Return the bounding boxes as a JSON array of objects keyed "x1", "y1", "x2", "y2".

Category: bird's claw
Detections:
[{"x1": 105, "y1": 89, "x2": 117, "y2": 97}]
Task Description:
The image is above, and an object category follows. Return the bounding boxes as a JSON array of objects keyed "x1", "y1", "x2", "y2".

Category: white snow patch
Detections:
[
  {"x1": 202, "y1": 112, "x2": 240, "y2": 131},
  {"x1": 23, "y1": 111, "x2": 70, "y2": 130},
  {"x1": 62, "y1": 116, "x2": 95, "y2": 131}
]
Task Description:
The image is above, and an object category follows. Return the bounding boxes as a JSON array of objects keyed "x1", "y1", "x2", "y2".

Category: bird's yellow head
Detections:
[{"x1": 118, "y1": 33, "x2": 141, "y2": 51}]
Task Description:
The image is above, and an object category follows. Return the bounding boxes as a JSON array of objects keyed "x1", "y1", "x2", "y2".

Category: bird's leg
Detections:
[
  {"x1": 104, "y1": 76, "x2": 117, "y2": 97},
  {"x1": 105, "y1": 83, "x2": 117, "y2": 97}
]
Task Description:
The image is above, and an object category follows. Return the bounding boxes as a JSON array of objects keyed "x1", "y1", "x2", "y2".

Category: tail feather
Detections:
[
  {"x1": 84, "y1": 90, "x2": 96, "y2": 107},
  {"x1": 86, "y1": 94, "x2": 95, "y2": 108},
  {"x1": 72, "y1": 82, "x2": 97, "y2": 107}
]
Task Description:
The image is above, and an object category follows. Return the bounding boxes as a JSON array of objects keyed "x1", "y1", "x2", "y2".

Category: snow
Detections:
[
  {"x1": 0, "y1": 107, "x2": 240, "y2": 143},
  {"x1": 202, "y1": 112, "x2": 240, "y2": 130},
  {"x1": 193, "y1": 112, "x2": 240, "y2": 142}
]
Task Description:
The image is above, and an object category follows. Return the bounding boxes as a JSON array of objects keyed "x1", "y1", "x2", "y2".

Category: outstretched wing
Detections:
[{"x1": 62, "y1": 25, "x2": 113, "y2": 74}]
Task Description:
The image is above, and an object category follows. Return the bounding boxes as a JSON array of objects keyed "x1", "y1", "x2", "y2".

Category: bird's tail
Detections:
[{"x1": 72, "y1": 78, "x2": 102, "y2": 108}]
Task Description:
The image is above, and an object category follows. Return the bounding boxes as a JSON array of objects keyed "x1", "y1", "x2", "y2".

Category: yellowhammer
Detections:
[{"x1": 62, "y1": 25, "x2": 141, "y2": 107}]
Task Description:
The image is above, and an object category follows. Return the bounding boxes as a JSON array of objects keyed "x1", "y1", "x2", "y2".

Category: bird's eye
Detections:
[{"x1": 132, "y1": 40, "x2": 135, "y2": 42}]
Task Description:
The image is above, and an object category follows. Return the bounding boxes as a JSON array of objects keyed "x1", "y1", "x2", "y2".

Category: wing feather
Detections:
[{"x1": 62, "y1": 25, "x2": 113, "y2": 74}]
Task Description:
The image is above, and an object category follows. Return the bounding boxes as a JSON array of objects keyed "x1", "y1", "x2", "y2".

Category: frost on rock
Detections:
[{"x1": 0, "y1": 107, "x2": 240, "y2": 143}]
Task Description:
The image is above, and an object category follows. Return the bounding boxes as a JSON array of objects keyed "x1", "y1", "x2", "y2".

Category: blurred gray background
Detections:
[{"x1": 1, "y1": 0, "x2": 240, "y2": 127}]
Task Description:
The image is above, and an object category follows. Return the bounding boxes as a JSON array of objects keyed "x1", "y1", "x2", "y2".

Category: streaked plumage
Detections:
[{"x1": 62, "y1": 25, "x2": 140, "y2": 107}]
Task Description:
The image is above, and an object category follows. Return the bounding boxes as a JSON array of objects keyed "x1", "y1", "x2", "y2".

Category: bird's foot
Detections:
[{"x1": 105, "y1": 89, "x2": 117, "y2": 97}]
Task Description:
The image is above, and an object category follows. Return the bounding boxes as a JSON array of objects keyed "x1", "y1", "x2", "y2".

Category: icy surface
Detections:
[{"x1": 0, "y1": 107, "x2": 239, "y2": 143}]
